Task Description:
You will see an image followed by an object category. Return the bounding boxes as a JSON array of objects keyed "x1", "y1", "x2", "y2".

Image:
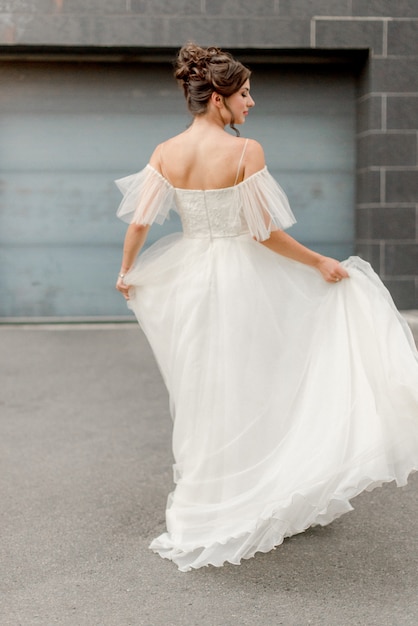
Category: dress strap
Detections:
[{"x1": 234, "y1": 138, "x2": 249, "y2": 186}]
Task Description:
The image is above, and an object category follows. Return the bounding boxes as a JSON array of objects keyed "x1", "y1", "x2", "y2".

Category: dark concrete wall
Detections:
[{"x1": 1, "y1": 0, "x2": 417, "y2": 307}]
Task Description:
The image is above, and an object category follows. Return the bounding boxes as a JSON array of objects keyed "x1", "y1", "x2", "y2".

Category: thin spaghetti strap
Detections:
[{"x1": 234, "y1": 138, "x2": 249, "y2": 186}]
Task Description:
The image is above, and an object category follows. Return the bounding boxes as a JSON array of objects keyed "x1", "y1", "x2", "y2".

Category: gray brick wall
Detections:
[{"x1": 1, "y1": 0, "x2": 417, "y2": 307}]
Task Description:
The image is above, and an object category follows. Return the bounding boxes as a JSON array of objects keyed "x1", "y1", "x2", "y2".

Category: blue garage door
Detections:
[{"x1": 0, "y1": 61, "x2": 355, "y2": 318}]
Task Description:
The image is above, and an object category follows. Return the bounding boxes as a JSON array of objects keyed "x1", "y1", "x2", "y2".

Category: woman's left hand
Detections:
[
  {"x1": 316, "y1": 256, "x2": 350, "y2": 283},
  {"x1": 116, "y1": 275, "x2": 131, "y2": 300}
]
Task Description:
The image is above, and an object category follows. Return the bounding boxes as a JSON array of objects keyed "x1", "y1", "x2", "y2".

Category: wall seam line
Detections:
[
  {"x1": 310, "y1": 17, "x2": 316, "y2": 48},
  {"x1": 382, "y1": 18, "x2": 388, "y2": 57},
  {"x1": 380, "y1": 168, "x2": 386, "y2": 204}
]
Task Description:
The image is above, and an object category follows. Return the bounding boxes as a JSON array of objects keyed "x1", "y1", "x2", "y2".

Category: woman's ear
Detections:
[{"x1": 211, "y1": 92, "x2": 224, "y2": 109}]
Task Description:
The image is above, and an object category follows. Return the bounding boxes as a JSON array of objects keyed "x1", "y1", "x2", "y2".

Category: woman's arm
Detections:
[
  {"x1": 116, "y1": 223, "x2": 150, "y2": 300},
  {"x1": 261, "y1": 230, "x2": 349, "y2": 283},
  {"x1": 115, "y1": 145, "x2": 166, "y2": 299},
  {"x1": 244, "y1": 142, "x2": 349, "y2": 283}
]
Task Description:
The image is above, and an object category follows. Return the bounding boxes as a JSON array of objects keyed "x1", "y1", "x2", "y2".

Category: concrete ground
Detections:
[{"x1": 1, "y1": 315, "x2": 418, "y2": 626}]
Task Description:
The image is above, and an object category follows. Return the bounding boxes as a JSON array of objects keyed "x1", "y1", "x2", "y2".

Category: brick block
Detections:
[
  {"x1": 385, "y1": 243, "x2": 418, "y2": 275},
  {"x1": 0, "y1": 0, "x2": 200, "y2": 15},
  {"x1": 357, "y1": 133, "x2": 417, "y2": 168},
  {"x1": 355, "y1": 207, "x2": 370, "y2": 239},
  {"x1": 388, "y1": 20, "x2": 418, "y2": 56},
  {"x1": 357, "y1": 95, "x2": 382, "y2": 133},
  {"x1": 278, "y1": 0, "x2": 350, "y2": 17},
  {"x1": 358, "y1": 206, "x2": 418, "y2": 241},
  {"x1": 130, "y1": 0, "x2": 202, "y2": 15},
  {"x1": 57, "y1": 0, "x2": 129, "y2": 14},
  {"x1": 240, "y1": 17, "x2": 310, "y2": 47},
  {"x1": 95, "y1": 16, "x2": 171, "y2": 46},
  {"x1": 356, "y1": 169, "x2": 381, "y2": 204},
  {"x1": 356, "y1": 242, "x2": 381, "y2": 273},
  {"x1": 360, "y1": 58, "x2": 418, "y2": 95},
  {"x1": 165, "y1": 16, "x2": 242, "y2": 47},
  {"x1": 0, "y1": 0, "x2": 52, "y2": 12},
  {"x1": 14, "y1": 13, "x2": 179, "y2": 46},
  {"x1": 1, "y1": 14, "x2": 95, "y2": 45},
  {"x1": 26, "y1": 0, "x2": 205, "y2": 16},
  {"x1": 384, "y1": 279, "x2": 417, "y2": 308},
  {"x1": 387, "y1": 95, "x2": 418, "y2": 130},
  {"x1": 352, "y1": 0, "x2": 418, "y2": 18},
  {"x1": 314, "y1": 19, "x2": 383, "y2": 55},
  {"x1": 386, "y1": 170, "x2": 418, "y2": 203},
  {"x1": 205, "y1": 0, "x2": 276, "y2": 16},
  {"x1": 166, "y1": 17, "x2": 310, "y2": 48}
]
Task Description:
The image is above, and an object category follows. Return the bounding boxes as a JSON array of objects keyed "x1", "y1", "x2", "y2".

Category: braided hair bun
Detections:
[
  {"x1": 174, "y1": 43, "x2": 222, "y2": 84},
  {"x1": 174, "y1": 42, "x2": 251, "y2": 134}
]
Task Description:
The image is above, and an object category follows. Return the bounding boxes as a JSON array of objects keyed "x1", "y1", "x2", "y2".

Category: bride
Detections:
[{"x1": 115, "y1": 42, "x2": 418, "y2": 572}]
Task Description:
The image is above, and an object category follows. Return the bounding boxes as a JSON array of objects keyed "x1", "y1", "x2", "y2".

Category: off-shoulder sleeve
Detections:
[
  {"x1": 115, "y1": 164, "x2": 175, "y2": 225},
  {"x1": 238, "y1": 166, "x2": 296, "y2": 241}
]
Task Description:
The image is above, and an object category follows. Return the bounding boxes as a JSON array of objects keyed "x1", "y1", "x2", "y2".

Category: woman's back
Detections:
[{"x1": 150, "y1": 126, "x2": 259, "y2": 191}]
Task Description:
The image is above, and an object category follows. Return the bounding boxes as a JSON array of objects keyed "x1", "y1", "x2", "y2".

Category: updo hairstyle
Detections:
[{"x1": 174, "y1": 42, "x2": 251, "y2": 135}]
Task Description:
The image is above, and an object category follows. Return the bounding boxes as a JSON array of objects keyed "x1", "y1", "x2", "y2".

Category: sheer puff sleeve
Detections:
[
  {"x1": 115, "y1": 164, "x2": 175, "y2": 225},
  {"x1": 238, "y1": 166, "x2": 296, "y2": 241}
]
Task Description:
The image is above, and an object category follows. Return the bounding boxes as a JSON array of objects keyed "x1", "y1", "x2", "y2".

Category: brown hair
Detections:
[{"x1": 174, "y1": 42, "x2": 251, "y2": 136}]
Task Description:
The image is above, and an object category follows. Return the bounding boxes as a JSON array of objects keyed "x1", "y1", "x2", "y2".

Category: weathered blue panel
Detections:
[{"x1": 0, "y1": 62, "x2": 354, "y2": 317}]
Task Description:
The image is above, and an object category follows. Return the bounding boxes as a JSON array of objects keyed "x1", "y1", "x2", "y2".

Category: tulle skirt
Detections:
[{"x1": 125, "y1": 233, "x2": 418, "y2": 572}]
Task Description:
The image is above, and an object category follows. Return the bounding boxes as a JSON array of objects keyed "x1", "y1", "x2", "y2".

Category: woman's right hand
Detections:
[{"x1": 116, "y1": 274, "x2": 131, "y2": 300}]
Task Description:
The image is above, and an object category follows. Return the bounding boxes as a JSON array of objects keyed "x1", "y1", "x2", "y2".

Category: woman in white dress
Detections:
[{"x1": 115, "y1": 43, "x2": 418, "y2": 572}]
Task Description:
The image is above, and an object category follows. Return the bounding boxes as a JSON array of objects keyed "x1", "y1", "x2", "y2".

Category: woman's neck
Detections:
[{"x1": 189, "y1": 108, "x2": 229, "y2": 134}]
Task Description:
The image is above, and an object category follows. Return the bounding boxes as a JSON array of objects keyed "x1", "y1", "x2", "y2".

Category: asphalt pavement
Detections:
[{"x1": 1, "y1": 313, "x2": 418, "y2": 626}]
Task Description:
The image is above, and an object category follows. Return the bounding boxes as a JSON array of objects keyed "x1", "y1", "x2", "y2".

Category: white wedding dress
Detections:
[{"x1": 116, "y1": 162, "x2": 418, "y2": 572}]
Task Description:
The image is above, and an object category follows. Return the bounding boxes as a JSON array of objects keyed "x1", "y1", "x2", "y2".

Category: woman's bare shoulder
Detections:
[
  {"x1": 245, "y1": 138, "x2": 264, "y2": 153},
  {"x1": 148, "y1": 143, "x2": 163, "y2": 170},
  {"x1": 148, "y1": 132, "x2": 188, "y2": 170},
  {"x1": 243, "y1": 139, "x2": 265, "y2": 178}
]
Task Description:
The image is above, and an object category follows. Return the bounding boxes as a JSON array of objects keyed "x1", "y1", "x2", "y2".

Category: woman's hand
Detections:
[
  {"x1": 116, "y1": 274, "x2": 131, "y2": 300},
  {"x1": 116, "y1": 223, "x2": 150, "y2": 302},
  {"x1": 316, "y1": 256, "x2": 349, "y2": 283},
  {"x1": 260, "y1": 231, "x2": 349, "y2": 284}
]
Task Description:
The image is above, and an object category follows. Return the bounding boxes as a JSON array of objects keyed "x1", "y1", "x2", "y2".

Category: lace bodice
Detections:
[
  {"x1": 116, "y1": 164, "x2": 296, "y2": 241},
  {"x1": 174, "y1": 188, "x2": 248, "y2": 238}
]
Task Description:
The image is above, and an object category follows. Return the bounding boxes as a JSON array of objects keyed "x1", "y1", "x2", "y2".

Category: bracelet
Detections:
[{"x1": 118, "y1": 273, "x2": 126, "y2": 279}]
